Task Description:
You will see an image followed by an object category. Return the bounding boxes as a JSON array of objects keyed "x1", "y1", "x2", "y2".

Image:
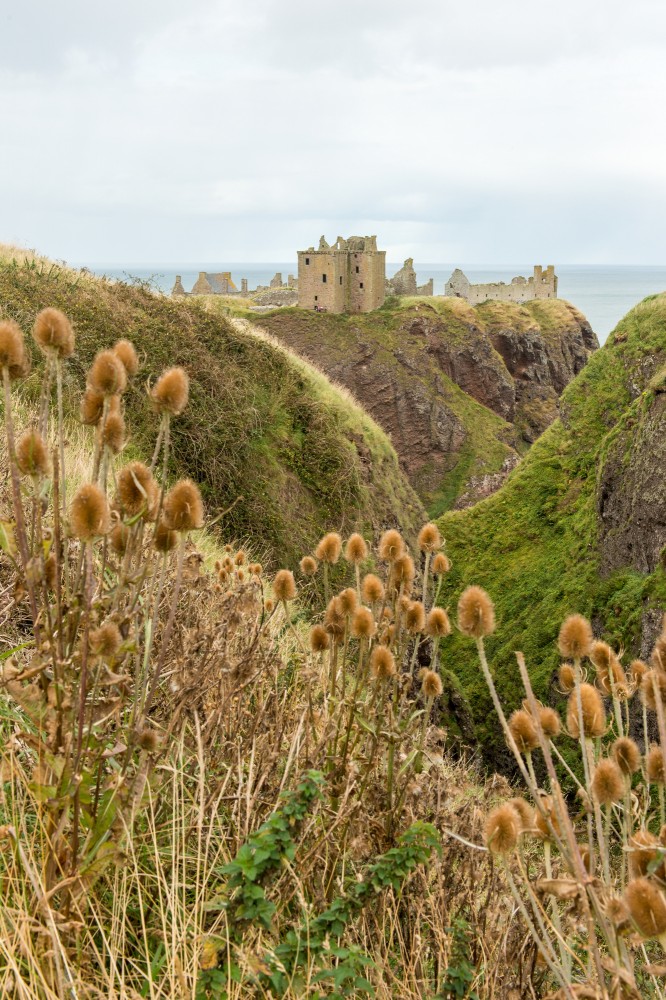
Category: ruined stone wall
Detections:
[
  {"x1": 298, "y1": 237, "x2": 385, "y2": 313},
  {"x1": 445, "y1": 266, "x2": 557, "y2": 304}
]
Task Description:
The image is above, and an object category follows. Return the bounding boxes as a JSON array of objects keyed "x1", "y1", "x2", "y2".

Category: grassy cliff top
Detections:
[
  {"x1": 0, "y1": 252, "x2": 424, "y2": 567},
  {"x1": 437, "y1": 292, "x2": 666, "y2": 765}
]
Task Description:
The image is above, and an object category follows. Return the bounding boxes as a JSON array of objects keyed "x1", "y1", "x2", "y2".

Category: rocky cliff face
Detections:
[{"x1": 259, "y1": 297, "x2": 598, "y2": 512}]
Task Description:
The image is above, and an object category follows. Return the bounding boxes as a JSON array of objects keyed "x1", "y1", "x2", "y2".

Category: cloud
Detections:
[{"x1": 1, "y1": 0, "x2": 666, "y2": 262}]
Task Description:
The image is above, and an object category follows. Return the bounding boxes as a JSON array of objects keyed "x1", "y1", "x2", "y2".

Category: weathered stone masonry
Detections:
[
  {"x1": 297, "y1": 235, "x2": 386, "y2": 313},
  {"x1": 445, "y1": 265, "x2": 558, "y2": 305}
]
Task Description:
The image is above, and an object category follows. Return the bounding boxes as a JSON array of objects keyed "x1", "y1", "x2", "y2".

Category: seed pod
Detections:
[
  {"x1": 70, "y1": 483, "x2": 110, "y2": 541},
  {"x1": 153, "y1": 520, "x2": 178, "y2": 553},
  {"x1": 273, "y1": 569, "x2": 296, "y2": 603},
  {"x1": 612, "y1": 737, "x2": 641, "y2": 776},
  {"x1": 362, "y1": 573, "x2": 384, "y2": 604},
  {"x1": 370, "y1": 645, "x2": 396, "y2": 681},
  {"x1": 647, "y1": 746, "x2": 666, "y2": 785},
  {"x1": 509, "y1": 709, "x2": 539, "y2": 754},
  {"x1": 0, "y1": 320, "x2": 29, "y2": 379},
  {"x1": 534, "y1": 795, "x2": 561, "y2": 842},
  {"x1": 138, "y1": 726, "x2": 161, "y2": 752},
  {"x1": 432, "y1": 552, "x2": 451, "y2": 575},
  {"x1": 338, "y1": 587, "x2": 357, "y2": 616},
  {"x1": 300, "y1": 555, "x2": 318, "y2": 576},
  {"x1": 378, "y1": 529, "x2": 404, "y2": 562},
  {"x1": 89, "y1": 349, "x2": 127, "y2": 395},
  {"x1": 113, "y1": 339, "x2": 139, "y2": 376},
  {"x1": 405, "y1": 600, "x2": 426, "y2": 634},
  {"x1": 418, "y1": 522, "x2": 441, "y2": 554},
  {"x1": 33, "y1": 308, "x2": 74, "y2": 358},
  {"x1": 624, "y1": 878, "x2": 666, "y2": 940},
  {"x1": 110, "y1": 522, "x2": 130, "y2": 556},
  {"x1": 557, "y1": 615, "x2": 593, "y2": 660},
  {"x1": 390, "y1": 554, "x2": 415, "y2": 591},
  {"x1": 641, "y1": 671, "x2": 666, "y2": 711},
  {"x1": 101, "y1": 412, "x2": 126, "y2": 454},
  {"x1": 591, "y1": 758, "x2": 625, "y2": 805},
  {"x1": 485, "y1": 804, "x2": 519, "y2": 855},
  {"x1": 558, "y1": 663, "x2": 575, "y2": 692},
  {"x1": 324, "y1": 596, "x2": 345, "y2": 640},
  {"x1": 16, "y1": 430, "x2": 50, "y2": 478},
  {"x1": 539, "y1": 707, "x2": 561, "y2": 740},
  {"x1": 344, "y1": 532, "x2": 368, "y2": 564},
  {"x1": 151, "y1": 366, "x2": 189, "y2": 416},
  {"x1": 457, "y1": 586, "x2": 495, "y2": 638},
  {"x1": 315, "y1": 532, "x2": 342, "y2": 564},
  {"x1": 89, "y1": 621, "x2": 122, "y2": 659},
  {"x1": 509, "y1": 797, "x2": 534, "y2": 832},
  {"x1": 566, "y1": 683, "x2": 606, "y2": 739},
  {"x1": 629, "y1": 830, "x2": 660, "y2": 878},
  {"x1": 310, "y1": 624, "x2": 330, "y2": 653},
  {"x1": 421, "y1": 669, "x2": 443, "y2": 699},
  {"x1": 351, "y1": 606, "x2": 375, "y2": 639},
  {"x1": 118, "y1": 461, "x2": 156, "y2": 517},
  {"x1": 425, "y1": 607, "x2": 451, "y2": 638},
  {"x1": 163, "y1": 480, "x2": 203, "y2": 533}
]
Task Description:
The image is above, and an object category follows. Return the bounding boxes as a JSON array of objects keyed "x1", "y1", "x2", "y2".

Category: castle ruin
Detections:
[
  {"x1": 445, "y1": 265, "x2": 558, "y2": 305},
  {"x1": 387, "y1": 258, "x2": 433, "y2": 297},
  {"x1": 297, "y1": 236, "x2": 386, "y2": 313}
]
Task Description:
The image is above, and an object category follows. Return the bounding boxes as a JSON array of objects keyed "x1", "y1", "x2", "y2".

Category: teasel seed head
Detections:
[
  {"x1": 234, "y1": 550, "x2": 246, "y2": 565},
  {"x1": 89, "y1": 349, "x2": 127, "y2": 396},
  {"x1": 591, "y1": 758, "x2": 625, "y2": 805},
  {"x1": 101, "y1": 412, "x2": 126, "y2": 454},
  {"x1": 351, "y1": 606, "x2": 376, "y2": 640},
  {"x1": 362, "y1": 573, "x2": 384, "y2": 604},
  {"x1": 389, "y1": 553, "x2": 415, "y2": 590},
  {"x1": 566, "y1": 682, "x2": 606, "y2": 739},
  {"x1": 16, "y1": 429, "x2": 50, "y2": 478},
  {"x1": 539, "y1": 707, "x2": 561, "y2": 740},
  {"x1": 509, "y1": 797, "x2": 535, "y2": 832},
  {"x1": 163, "y1": 479, "x2": 203, "y2": 533},
  {"x1": 457, "y1": 586, "x2": 496, "y2": 638},
  {"x1": 0, "y1": 320, "x2": 29, "y2": 379},
  {"x1": 647, "y1": 746, "x2": 666, "y2": 785},
  {"x1": 558, "y1": 614, "x2": 593, "y2": 660},
  {"x1": 612, "y1": 736, "x2": 641, "y2": 776},
  {"x1": 345, "y1": 532, "x2": 368, "y2": 564},
  {"x1": 137, "y1": 726, "x2": 161, "y2": 752},
  {"x1": 32, "y1": 307, "x2": 74, "y2": 358},
  {"x1": 624, "y1": 878, "x2": 666, "y2": 940},
  {"x1": 310, "y1": 624, "x2": 330, "y2": 653},
  {"x1": 418, "y1": 522, "x2": 441, "y2": 554},
  {"x1": 508, "y1": 709, "x2": 539, "y2": 754},
  {"x1": 265, "y1": 598, "x2": 274, "y2": 612},
  {"x1": 605, "y1": 897, "x2": 632, "y2": 932},
  {"x1": 273, "y1": 569, "x2": 296, "y2": 603},
  {"x1": 629, "y1": 830, "x2": 661, "y2": 878},
  {"x1": 110, "y1": 522, "x2": 130, "y2": 556},
  {"x1": 558, "y1": 663, "x2": 575, "y2": 692},
  {"x1": 80, "y1": 387, "x2": 104, "y2": 425},
  {"x1": 485, "y1": 804, "x2": 520, "y2": 855},
  {"x1": 153, "y1": 520, "x2": 178, "y2": 553},
  {"x1": 630, "y1": 659, "x2": 648, "y2": 686},
  {"x1": 370, "y1": 645, "x2": 396, "y2": 681},
  {"x1": 70, "y1": 483, "x2": 110, "y2": 541},
  {"x1": 589, "y1": 640, "x2": 612, "y2": 673},
  {"x1": 324, "y1": 596, "x2": 346, "y2": 640},
  {"x1": 641, "y1": 670, "x2": 666, "y2": 711},
  {"x1": 113, "y1": 339, "x2": 139, "y2": 377},
  {"x1": 432, "y1": 552, "x2": 451, "y2": 575},
  {"x1": 426, "y1": 607, "x2": 451, "y2": 638},
  {"x1": 299, "y1": 555, "x2": 318, "y2": 576},
  {"x1": 421, "y1": 669, "x2": 443, "y2": 699},
  {"x1": 405, "y1": 600, "x2": 426, "y2": 634},
  {"x1": 315, "y1": 531, "x2": 342, "y2": 564},
  {"x1": 534, "y1": 795, "x2": 561, "y2": 842},
  {"x1": 378, "y1": 528, "x2": 405, "y2": 562},
  {"x1": 89, "y1": 621, "x2": 122, "y2": 659},
  {"x1": 118, "y1": 461, "x2": 156, "y2": 517},
  {"x1": 338, "y1": 587, "x2": 357, "y2": 616},
  {"x1": 151, "y1": 366, "x2": 189, "y2": 416}
]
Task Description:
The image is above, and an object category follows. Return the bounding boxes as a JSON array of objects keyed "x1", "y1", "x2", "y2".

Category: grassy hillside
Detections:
[
  {"x1": 258, "y1": 295, "x2": 596, "y2": 515},
  {"x1": 437, "y1": 293, "x2": 666, "y2": 765},
  {"x1": 0, "y1": 252, "x2": 424, "y2": 567}
]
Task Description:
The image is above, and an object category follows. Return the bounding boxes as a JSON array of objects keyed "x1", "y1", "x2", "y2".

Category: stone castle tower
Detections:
[{"x1": 297, "y1": 235, "x2": 386, "y2": 313}]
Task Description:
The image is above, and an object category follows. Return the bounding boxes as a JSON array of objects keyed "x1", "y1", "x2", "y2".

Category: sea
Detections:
[{"x1": 77, "y1": 263, "x2": 666, "y2": 344}]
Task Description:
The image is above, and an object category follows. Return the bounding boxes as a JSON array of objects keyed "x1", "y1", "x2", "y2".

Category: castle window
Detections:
[
  {"x1": 314, "y1": 295, "x2": 318, "y2": 301},
  {"x1": 339, "y1": 276, "x2": 343, "y2": 285},
  {"x1": 355, "y1": 266, "x2": 359, "y2": 273},
  {"x1": 305, "y1": 257, "x2": 310, "y2": 265},
  {"x1": 360, "y1": 282, "x2": 364, "y2": 289},
  {"x1": 322, "y1": 274, "x2": 327, "y2": 283}
]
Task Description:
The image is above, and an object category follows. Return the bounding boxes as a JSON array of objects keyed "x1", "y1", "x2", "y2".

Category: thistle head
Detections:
[
  {"x1": 70, "y1": 483, "x2": 110, "y2": 541},
  {"x1": 566, "y1": 683, "x2": 606, "y2": 739},
  {"x1": 418, "y1": 522, "x2": 442, "y2": 554},
  {"x1": 641, "y1": 671, "x2": 666, "y2": 712},
  {"x1": 324, "y1": 596, "x2": 346, "y2": 640},
  {"x1": 405, "y1": 600, "x2": 426, "y2": 634},
  {"x1": 557, "y1": 615, "x2": 593, "y2": 660},
  {"x1": 508, "y1": 709, "x2": 539, "y2": 754},
  {"x1": 457, "y1": 586, "x2": 495, "y2": 638},
  {"x1": 89, "y1": 621, "x2": 122, "y2": 659},
  {"x1": 273, "y1": 569, "x2": 296, "y2": 603},
  {"x1": 110, "y1": 522, "x2": 130, "y2": 556},
  {"x1": 0, "y1": 320, "x2": 29, "y2": 379},
  {"x1": 509, "y1": 797, "x2": 534, "y2": 832},
  {"x1": 338, "y1": 587, "x2": 357, "y2": 616},
  {"x1": 315, "y1": 532, "x2": 342, "y2": 564},
  {"x1": 378, "y1": 528, "x2": 404, "y2": 562},
  {"x1": 389, "y1": 554, "x2": 415, "y2": 591},
  {"x1": 361, "y1": 573, "x2": 385, "y2": 604},
  {"x1": 629, "y1": 830, "x2": 661, "y2": 878},
  {"x1": 485, "y1": 804, "x2": 519, "y2": 855},
  {"x1": 33, "y1": 308, "x2": 74, "y2": 358},
  {"x1": 101, "y1": 412, "x2": 126, "y2": 454},
  {"x1": 16, "y1": 429, "x2": 50, "y2": 478},
  {"x1": 151, "y1": 366, "x2": 189, "y2": 416},
  {"x1": 310, "y1": 624, "x2": 330, "y2": 653},
  {"x1": 344, "y1": 532, "x2": 368, "y2": 564},
  {"x1": 163, "y1": 480, "x2": 203, "y2": 533},
  {"x1": 591, "y1": 758, "x2": 625, "y2": 805},
  {"x1": 351, "y1": 606, "x2": 376, "y2": 640},
  {"x1": 421, "y1": 669, "x2": 443, "y2": 699},
  {"x1": 113, "y1": 339, "x2": 139, "y2": 377},
  {"x1": 425, "y1": 607, "x2": 451, "y2": 638},
  {"x1": 117, "y1": 462, "x2": 157, "y2": 517},
  {"x1": 539, "y1": 706, "x2": 561, "y2": 740},
  {"x1": 612, "y1": 737, "x2": 641, "y2": 776},
  {"x1": 432, "y1": 552, "x2": 451, "y2": 575},
  {"x1": 558, "y1": 663, "x2": 575, "y2": 692},
  {"x1": 624, "y1": 878, "x2": 666, "y2": 940},
  {"x1": 89, "y1": 350, "x2": 127, "y2": 396},
  {"x1": 299, "y1": 555, "x2": 318, "y2": 577},
  {"x1": 369, "y1": 645, "x2": 396, "y2": 681},
  {"x1": 153, "y1": 520, "x2": 178, "y2": 553},
  {"x1": 647, "y1": 746, "x2": 666, "y2": 786}
]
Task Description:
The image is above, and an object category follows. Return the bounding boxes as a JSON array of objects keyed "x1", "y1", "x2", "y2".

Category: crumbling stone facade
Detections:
[
  {"x1": 297, "y1": 235, "x2": 386, "y2": 313},
  {"x1": 387, "y1": 258, "x2": 433, "y2": 297},
  {"x1": 445, "y1": 265, "x2": 558, "y2": 305}
]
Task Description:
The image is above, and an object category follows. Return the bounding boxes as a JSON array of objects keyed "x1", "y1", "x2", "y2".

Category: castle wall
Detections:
[
  {"x1": 298, "y1": 237, "x2": 385, "y2": 313},
  {"x1": 445, "y1": 266, "x2": 557, "y2": 304}
]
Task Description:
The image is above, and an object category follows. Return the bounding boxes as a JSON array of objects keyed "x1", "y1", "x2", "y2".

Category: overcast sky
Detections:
[{"x1": 2, "y1": 0, "x2": 666, "y2": 264}]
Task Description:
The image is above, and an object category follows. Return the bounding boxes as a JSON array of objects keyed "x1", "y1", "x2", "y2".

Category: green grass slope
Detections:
[
  {"x1": 437, "y1": 293, "x2": 666, "y2": 766},
  {"x1": 0, "y1": 254, "x2": 424, "y2": 567}
]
